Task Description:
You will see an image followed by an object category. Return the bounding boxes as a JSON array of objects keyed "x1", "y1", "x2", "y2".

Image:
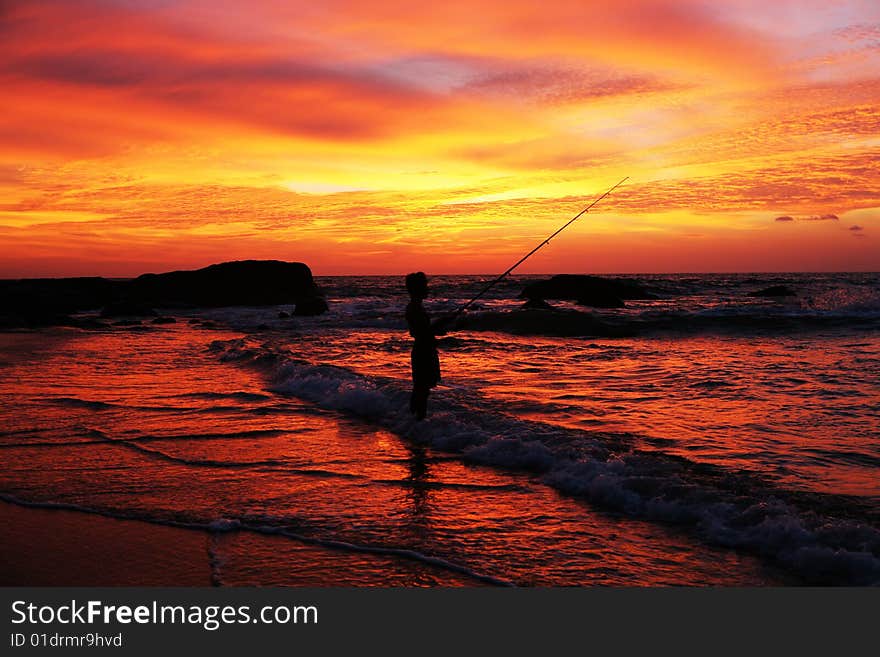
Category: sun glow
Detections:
[{"x1": 1, "y1": 0, "x2": 878, "y2": 276}]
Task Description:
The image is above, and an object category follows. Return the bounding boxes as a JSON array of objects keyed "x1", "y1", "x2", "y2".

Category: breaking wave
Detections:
[{"x1": 211, "y1": 337, "x2": 880, "y2": 585}]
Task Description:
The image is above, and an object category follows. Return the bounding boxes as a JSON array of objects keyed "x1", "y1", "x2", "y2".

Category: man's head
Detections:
[{"x1": 405, "y1": 271, "x2": 429, "y2": 300}]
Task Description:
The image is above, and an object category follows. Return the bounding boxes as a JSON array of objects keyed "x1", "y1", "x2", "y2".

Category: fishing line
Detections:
[{"x1": 447, "y1": 176, "x2": 629, "y2": 321}]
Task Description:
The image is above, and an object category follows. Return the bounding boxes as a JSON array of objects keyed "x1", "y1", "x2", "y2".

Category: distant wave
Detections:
[
  {"x1": 211, "y1": 337, "x2": 880, "y2": 585},
  {"x1": 49, "y1": 397, "x2": 117, "y2": 410},
  {"x1": 43, "y1": 396, "x2": 203, "y2": 414},
  {"x1": 39, "y1": 393, "x2": 308, "y2": 417},
  {"x1": 202, "y1": 277, "x2": 880, "y2": 338},
  {"x1": 0, "y1": 428, "x2": 290, "y2": 450},
  {"x1": 456, "y1": 306, "x2": 880, "y2": 338},
  {"x1": 160, "y1": 391, "x2": 273, "y2": 402}
]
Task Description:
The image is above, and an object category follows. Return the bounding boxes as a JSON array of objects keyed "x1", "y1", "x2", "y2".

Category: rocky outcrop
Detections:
[
  {"x1": 0, "y1": 260, "x2": 328, "y2": 328},
  {"x1": 576, "y1": 291, "x2": 626, "y2": 309},
  {"x1": 100, "y1": 300, "x2": 158, "y2": 318},
  {"x1": 125, "y1": 260, "x2": 325, "y2": 310},
  {"x1": 294, "y1": 297, "x2": 329, "y2": 316},
  {"x1": 522, "y1": 298, "x2": 556, "y2": 310},
  {"x1": 748, "y1": 285, "x2": 796, "y2": 298},
  {"x1": 520, "y1": 274, "x2": 658, "y2": 309},
  {"x1": 0, "y1": 277, "x2": 123, "y2": 328}
]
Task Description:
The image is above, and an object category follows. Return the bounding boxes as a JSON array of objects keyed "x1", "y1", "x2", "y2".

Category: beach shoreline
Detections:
[
  {"x1": 0, "y1": 500, "x2": 213, "y2": 587},
  {"x1": 1, "y1": 272, "x2": 878, "y2": 586}
]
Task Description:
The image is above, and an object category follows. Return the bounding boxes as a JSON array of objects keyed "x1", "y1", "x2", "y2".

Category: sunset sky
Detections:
[{"x1": 1, "y1": 0, "x2": 878, "y2": 277}]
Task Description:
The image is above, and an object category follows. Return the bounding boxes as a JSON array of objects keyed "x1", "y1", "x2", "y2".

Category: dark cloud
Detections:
[
  {"x1": 9, "y1": 50, "x2": 427, "y2": 94},
  {"x1": 12, "y1": 52, "x2": 157, "y2": 87},
  {"x1": 849, "y1": 225, "x2": 867, "y2": 237},
  {"x1": 774, "y1": 213, "x2": 841, "y2": 224},
  {"x1": 0, "y1": 2, "x2": 462, "y2": 145},
  {"x1": 2, "y1": 46, "x2": 458, "y2": 143}
]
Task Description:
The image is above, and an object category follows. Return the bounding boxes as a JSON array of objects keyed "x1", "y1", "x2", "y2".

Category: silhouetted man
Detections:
[{"x1": 405, "y1": 272, "x2": 448, "y2": 420}]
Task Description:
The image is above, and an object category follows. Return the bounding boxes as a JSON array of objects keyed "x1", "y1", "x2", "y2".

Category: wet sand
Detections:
[
  {"x1": 0, "y1": 500, "x2": 212, "y2": 586},
  {"x1": 0, "y1": 500, "x2": 486, "y2": 586}
]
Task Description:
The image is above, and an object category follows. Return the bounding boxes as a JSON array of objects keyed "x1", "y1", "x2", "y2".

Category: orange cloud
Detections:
[{"x1": 1, "y1": 0, "x2": 878, "y2": 276}]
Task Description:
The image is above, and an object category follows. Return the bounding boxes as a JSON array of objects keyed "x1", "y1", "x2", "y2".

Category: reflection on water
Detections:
[
  {"x1": 283, "y1": 329, "x2": 880, "y2": 497},
  {"x1": 0, "y1": 326, "x2": 791, "y2": 585},
  {"x1": 2, "y1": 270, "x2": 878, "y2": 585}
]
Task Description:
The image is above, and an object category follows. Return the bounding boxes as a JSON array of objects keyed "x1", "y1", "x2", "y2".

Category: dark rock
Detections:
[
  {"x1": 523, "y1": 298, "x2": 555, "y2": 310},
  {"x1": 101, "y1": 300, "x2": 158, "y2": 318},
  {"x1": 256, "y1": 323, "x2": 270, "y2": 330},
  {"x1": 576, "y1": 292, "x2": 625, "y2": 308},
  {"x1": 0, "y1": 277, "x2": 123, "y2": 328},
  {"x1": 520, "y1": 274, "x2": 657, "y2": 308},
  {"x1": 0, "y1": 260, "x2": 327, "y2": 329},
  {"x1": 69, "y1": 318, "x2": 111, "y2": 330},
  {"x1": 458, "y1": 308, "x2": 635, "y2": 338},
  {"x1": 293, "y1": 296, "x2": 329, "y2": 316},
  {"x1": 0, "y1": 311, "x2": 72, "y2": 328},
  {"x1": 748, "y1": 285, "x2": 796, "y2": 298},
  {"x1": 126, "y1": 260, "x2": 326, "y2": 311},
  {"x1": 151, "y1": 316, "x2": 177, "y2": 324},
  {"x1": 278, "y1": 311, "x2": 290, "y2": 319},
  {"x1": 0, "y1": 313, "x2": 27, "y2": 329}
]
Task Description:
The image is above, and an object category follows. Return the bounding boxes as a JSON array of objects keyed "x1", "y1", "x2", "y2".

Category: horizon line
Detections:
[{"x1": 2, "y1": 269, "x2": 879, "y2": 281}]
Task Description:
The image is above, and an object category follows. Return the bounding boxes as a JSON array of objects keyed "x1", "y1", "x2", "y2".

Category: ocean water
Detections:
[{"x1": 1, "y1": 272, "x2": 878, "y2": 585}]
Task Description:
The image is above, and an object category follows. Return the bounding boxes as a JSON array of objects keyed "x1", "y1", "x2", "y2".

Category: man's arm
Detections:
[{"x1": 431, "y1": 314, "x2": 454, "y2": 336}]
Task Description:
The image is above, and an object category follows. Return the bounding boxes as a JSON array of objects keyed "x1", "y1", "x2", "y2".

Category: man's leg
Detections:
[{"x1": 413, "y1": 385, "x2": 429, "y2": 420}]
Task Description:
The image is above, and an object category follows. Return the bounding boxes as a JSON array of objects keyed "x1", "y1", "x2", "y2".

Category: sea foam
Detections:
[{"x1": 212, "y1": 337, "x2": 880, "y2": 585}]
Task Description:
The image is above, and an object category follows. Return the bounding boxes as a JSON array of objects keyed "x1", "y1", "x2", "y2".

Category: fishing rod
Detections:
[{"x1": 445, "y1": 176, "x2": 629, "y2": 322}]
